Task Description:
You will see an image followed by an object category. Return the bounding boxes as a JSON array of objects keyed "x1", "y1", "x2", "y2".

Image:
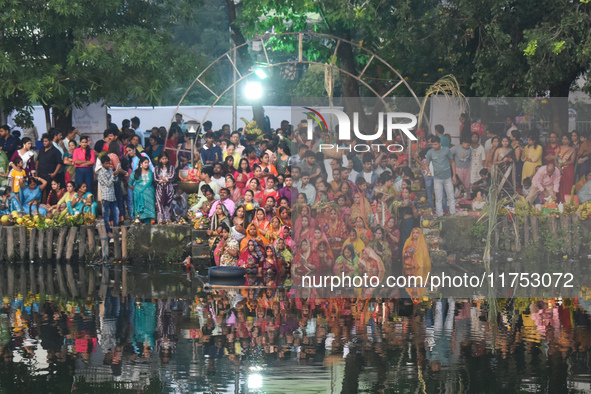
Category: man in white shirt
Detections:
[
  {"x1": 291, "y1": 166, "x2": 302, "y2": 189},
  {"x1": 175, "y1": 113, "x2": 188, "y2": 132},
  {"x1": 212, "y1": 163, "x2": 226, "y2": 189},
  {"x1": 197, "y1": 167, "x2": 220, "y2": 198},
  {"x1": 63, "y1": 127, "x2": 80, "y2": 150},
  {"x1": 229, "y1": 132, "x2": 245, "y2": 156},
  {"x1": 297, "y1": 175, "x2": 316, "y2": 204}
]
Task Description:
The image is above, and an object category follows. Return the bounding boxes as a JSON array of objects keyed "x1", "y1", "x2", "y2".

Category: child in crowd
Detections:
[
  {"x1": 97, "y1": 155, "x2": 120, "y2": 237},
  {"x1": 471, "y1": 169, "x2": 491, "y2": 199},
  {"x1": 1, "y1": 157, "x2": 26, "y2": 195},
  {"x1": 453, "y1": 175, "x2": 466, "y2": 200},
  {"x1": 171, "y1": 184, "x2": 189, "y2": 221},
  {"x1": 0, "y1": 186, "x2": 21, "y2": 214},
  {"x1": 521, "y1": 177, "x2": 532, "y2": 197},
  {"x1": 40, "y1": 179, "x2": 65, "y2": 216}
]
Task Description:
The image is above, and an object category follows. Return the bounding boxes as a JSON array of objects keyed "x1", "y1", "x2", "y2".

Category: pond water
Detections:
[{"x1": 0, "y1": 262, "x2": 590, "y2": 393}]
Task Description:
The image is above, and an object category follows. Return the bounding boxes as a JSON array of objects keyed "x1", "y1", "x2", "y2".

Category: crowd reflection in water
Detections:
[{"x1": 1, "y1": 284, "x2": 591, "y2": 391}]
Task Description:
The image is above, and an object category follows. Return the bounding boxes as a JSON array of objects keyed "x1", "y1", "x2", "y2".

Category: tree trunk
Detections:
[
  {"x1": 225, "y1": 0, "x2": 265, "y2": 132},
  {"x1": 43, "y1": 104, "x2": 52, "y2": 132},
  {"x1": 52, "y1": 106, "x2": 72, "y2": 132},
  {"x1": 336, "y1": 37, "x2": 370, "y2": 132},
  {"x1": 549, "y1": 79, "x2": 571, "y2": 135}
]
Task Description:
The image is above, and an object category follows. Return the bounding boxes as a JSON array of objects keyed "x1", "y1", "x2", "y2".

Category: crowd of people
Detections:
[
  {"x1": 424, "y1": 116, "x2": 591, "y2": 208},
  {"x1": 415, "y1": 116, "x2": 591, "y2": 217},
  {"x1": 1, "y1": 113, "x2": 591, "y2": 277},
  {"x1": 0, "y1": 115, "x2": 199, "y2": 236}
]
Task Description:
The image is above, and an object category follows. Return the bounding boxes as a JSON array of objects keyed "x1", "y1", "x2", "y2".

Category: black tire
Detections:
[
  {"x1": 207, "y1": 276, "x2": 247, "y2": 287},
  {"x1": 208, "y1": 266, "x2": 247, "y2": 278}
]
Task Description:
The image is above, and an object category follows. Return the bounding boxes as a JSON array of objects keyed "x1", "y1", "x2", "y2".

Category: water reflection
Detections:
[{"x1": 0, "y1": 262, "x2": 590, "y2": 393}]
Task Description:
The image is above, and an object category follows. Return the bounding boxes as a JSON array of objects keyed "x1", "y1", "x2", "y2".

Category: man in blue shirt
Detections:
[
  {"x1": 199, "y1": 131, "x2": 223, "y2": 166},
  {"x1": 425, "y1": 135, "x2": 457, "y2": 216},
  {"x1": 434, "y1": 124, "x2": 450, "y2": 149}
]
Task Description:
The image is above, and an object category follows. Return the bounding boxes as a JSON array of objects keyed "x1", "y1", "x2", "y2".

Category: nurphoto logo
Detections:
[{"x1": 304, "y1": 107, "x2": 418, "y2": 153}]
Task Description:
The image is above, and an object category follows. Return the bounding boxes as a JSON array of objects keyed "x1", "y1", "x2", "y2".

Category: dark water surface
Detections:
[{"x1": 0, "y1": 262, "x2": 590, "y2": 393}]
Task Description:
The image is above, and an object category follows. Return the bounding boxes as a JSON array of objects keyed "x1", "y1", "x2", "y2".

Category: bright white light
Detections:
[
  {"x1": 244, "y1": 81, "x2": 263, "y2": 100},
  {"x1": 248, "y1": 373, "x2": 263, "y2": 389},
  {"x1": 254, "y1": 68, "x2": 268, "y2": 79}
]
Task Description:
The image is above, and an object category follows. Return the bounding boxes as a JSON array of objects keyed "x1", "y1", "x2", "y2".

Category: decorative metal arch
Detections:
[{"x1": 169, "y1": 32, "x2": 424, "y2": 159}]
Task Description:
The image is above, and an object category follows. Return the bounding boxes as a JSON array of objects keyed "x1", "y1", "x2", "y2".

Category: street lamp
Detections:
[
  {"x1": 254, "y1": 68, "x2": 268, "y2": 79},
  {"x1": 186, "y1": 120, "x2": 201, "y2": 168},
  {"x1": 244, "y1": 81, "x2": 263, "y2": 100}
]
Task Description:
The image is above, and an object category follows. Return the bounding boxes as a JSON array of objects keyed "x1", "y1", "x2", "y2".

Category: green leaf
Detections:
[
  {"x1": 524, "y1": 40, "x2": 538, "y2": 57},
  {"x1": 552, "y1": 41, "x2": 566, "y2": 54}
]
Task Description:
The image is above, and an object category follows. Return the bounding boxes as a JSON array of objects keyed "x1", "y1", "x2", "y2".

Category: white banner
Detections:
[
  {"x1": 429, "y1": 96, "x2": 463, "y2": 143},
  {"x1": 72, "y1": 101, "x2": 107, "y2": 144}
]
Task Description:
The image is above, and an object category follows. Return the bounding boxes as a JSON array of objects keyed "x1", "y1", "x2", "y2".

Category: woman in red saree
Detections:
[
  {"x1": 294, "y1": 205, "x2": 316, "y2": 237},
  {"x1": 291, "y1": 239, "x2": 319, "y2": 286},
  {"x1": 335, "y1": 195, "x2": 351, "y2": 225},
  {"x1": 316, "y1": 240, "x2": 335, "y2": 276},
  {"x1": 556, "y1": 134, "x2": 576, "y2": 202},
  {"x1": 237, "y1": 238, "x2": 264, "y2": 275},
  {"x1": 310, "y1": 227, "x2": 333, "y2": 259},
  {"x1": 261, "y1": 176, "x2": 279, "y2": 205},
  {"x1": 326, "y1": 207, "x2": 349, "y2": 258},
  {"x1": 277, "y1": 206, "x2": 292, "y2": 228},
  {"x1": 251, "y1": 164, "x2": 267, "y2": 191},
  {"x1": 294, "y1": 215, "x2": 314, "y2": 241},
  {"x1": 314, "y1": 204, "x2": 331, "y2": 230},
  {"x1": 259, "y1": 152, "x2": 278, "y2": 177},
  {"x1": 243, "y1": 177, "x2": 264, "y2": 203},
  {"x1": 234, "y1": 158, "x2": 252, "y2": 191},
  {"x1": 336, "y1": 181, "x2": 353, "y2": 203},
  {"x1": 385, "y1": 216, "x2": 401, "y2": 262},
  {"x1": 278, "y1": 225, "x2": 294, "y2": 249},
  {"x1": 353, "y1": 216, "x2": 373, "y2": 245},
  {"x1": 262, "y1": 245, "x2": 279, "y2": 276}
]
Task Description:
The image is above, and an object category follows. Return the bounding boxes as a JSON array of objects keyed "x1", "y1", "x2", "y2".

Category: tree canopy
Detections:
[
  {"x1": 234, "y1": 0, "x2": 591, "y2": 99},
  {"x1": 228, "y1": 0, "x2": 591, "y2": 133},
  {"x1": 0, "y1": 0, "x2": 202, "y2": 126}
]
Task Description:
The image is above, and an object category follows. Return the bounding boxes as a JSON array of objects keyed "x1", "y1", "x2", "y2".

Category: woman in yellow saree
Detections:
[
  {"x1": 402, "y1": 227, "x2": 431, "y2": 303},
  {"x1": 342, "y1": 228, "x2": 366, "y2": 255}
]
